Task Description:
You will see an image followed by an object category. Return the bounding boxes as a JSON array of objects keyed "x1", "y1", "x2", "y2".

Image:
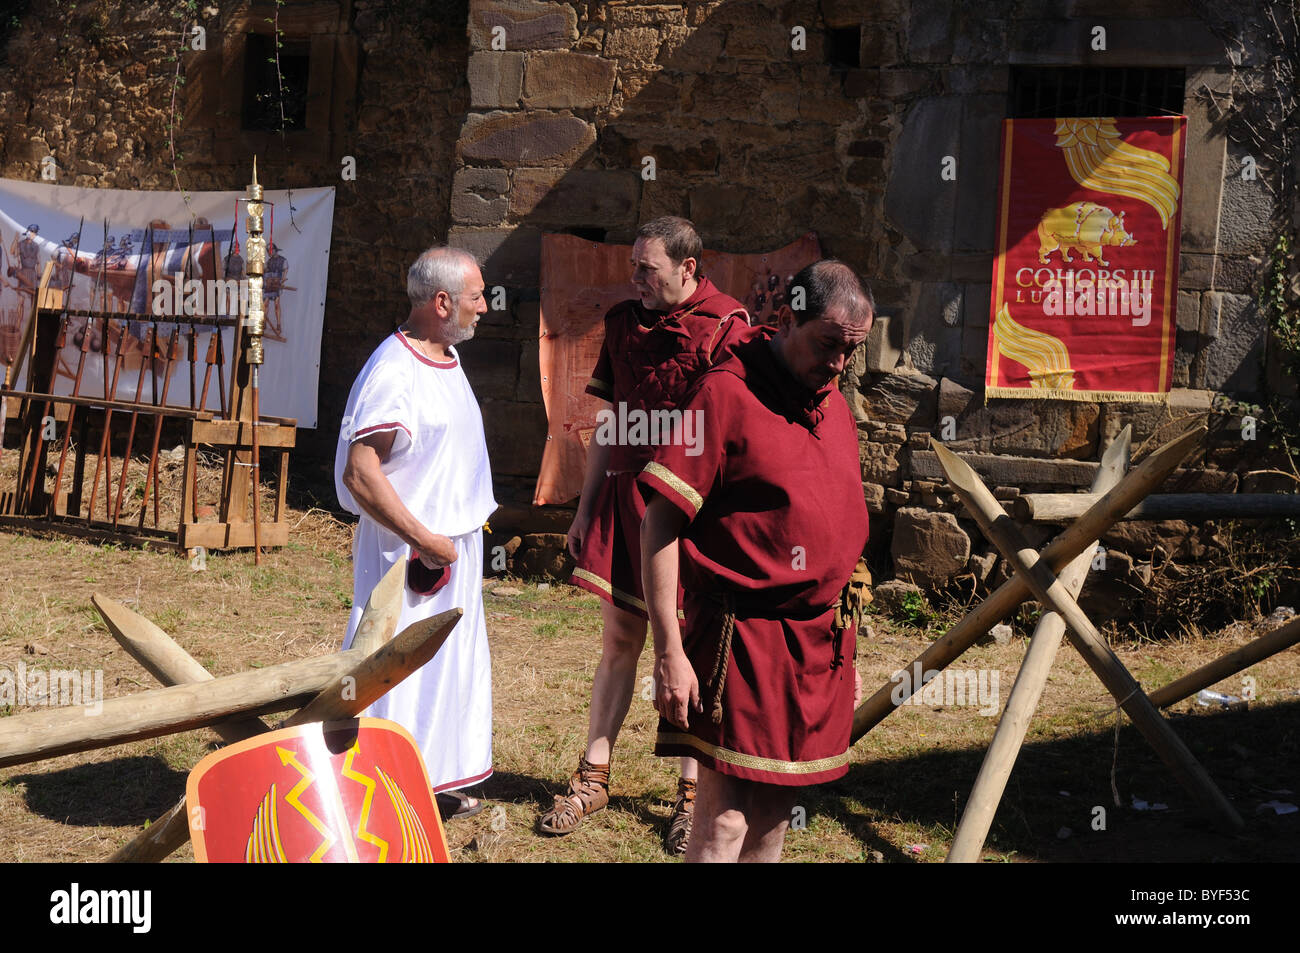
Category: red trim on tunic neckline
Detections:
[{"x1": 395, "y1": 330, "x2": 458, "y2": 368}]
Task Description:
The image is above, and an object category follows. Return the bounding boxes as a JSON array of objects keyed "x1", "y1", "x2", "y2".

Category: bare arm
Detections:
[
  {"x1": 641, "y1": 493, "x2": 699, "y2": 729},
  {"x1": 341, "y1": 431, "x2": 457, "y2": 567},
  {"x1": 566, "y1": 414, "x2": 612, "y2": 558}
]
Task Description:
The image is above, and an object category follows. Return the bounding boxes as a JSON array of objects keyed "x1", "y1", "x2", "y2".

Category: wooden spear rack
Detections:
[{"x1": 0, "y1": 259, "x2": 295, "y2": 554}]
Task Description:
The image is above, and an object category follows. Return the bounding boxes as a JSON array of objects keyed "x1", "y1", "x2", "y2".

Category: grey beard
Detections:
[{"x1": 442, "y1": 315, "x2": 475, "y2": 346}]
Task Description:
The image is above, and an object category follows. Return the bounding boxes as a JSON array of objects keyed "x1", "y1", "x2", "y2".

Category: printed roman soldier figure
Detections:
[
  {"x1": 8, "y1": 224, "x2": 42, "y2": 314},
  {"x1": 263, "y1": 242, "x2": 289, "y2": 341}
]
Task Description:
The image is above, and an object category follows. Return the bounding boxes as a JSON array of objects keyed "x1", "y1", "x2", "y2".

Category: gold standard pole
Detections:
[{"x1": 243, "y1": 159, "x2": 267, "y2": 564}]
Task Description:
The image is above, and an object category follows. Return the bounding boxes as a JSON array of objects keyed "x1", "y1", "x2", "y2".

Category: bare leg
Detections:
[
  {"x1": 680, "y1": 756, "x2": 697, "y2": 781},
  {"x1": 686, "y1": 766, "x2": 799, "y2": 863},
  {"x1": 584, "y1": 599, "x2": 648, "y2": 764},
  {"x1": 738, "y1": 785, "x2": 798, "y2": 863},
  {"x1": 685, "y1": 766, "x2": 749, "y2": 863}
]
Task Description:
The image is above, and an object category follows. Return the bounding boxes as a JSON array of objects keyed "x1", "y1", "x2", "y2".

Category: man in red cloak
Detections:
[
  {"x1": 639, "y1": 259, "x2": 872, "y2": 862},
  {"x1": 539, "y1": 217, "x2": 749, "y2": 853}
]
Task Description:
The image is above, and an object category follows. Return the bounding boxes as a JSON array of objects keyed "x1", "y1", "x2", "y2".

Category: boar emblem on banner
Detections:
[{"x1": 1036, "y1": 201, "x2": 1136, "y2": 267}]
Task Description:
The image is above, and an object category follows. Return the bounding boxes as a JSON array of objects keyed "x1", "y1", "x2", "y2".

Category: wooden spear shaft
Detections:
[
  {"x1": 1147, "y1": 614, "x2": 1300, "y2": 709},
  {"x1": 947, "y1": 428, "x2": 1130, "y2": 863},
  {"x1": 852, "y1": 426, "x2": 1206, "y2": 742},
  {"x1": 109, "y1": 607, "x2": 460, "y2": 863},
  {"x1": 931, "y1": 440, "x2": 1243, "y2": 832}
]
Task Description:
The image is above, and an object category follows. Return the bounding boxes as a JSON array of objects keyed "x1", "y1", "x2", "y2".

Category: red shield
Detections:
[{"x1": 187, "y1": 718, "x2": 450, "y2": 863}]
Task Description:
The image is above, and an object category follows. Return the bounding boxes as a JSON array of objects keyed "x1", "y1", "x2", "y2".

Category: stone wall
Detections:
[
  {"x1": 0, "y1": 1, "x2": 1290, "y2": 594},
  {"x1": 0, "y1": 0, "x2": 469, "y2": 473}
]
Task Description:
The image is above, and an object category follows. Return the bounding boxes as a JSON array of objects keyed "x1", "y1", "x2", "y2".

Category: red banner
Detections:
[
  {"x1": 986, "y1": 117, "x2": 1186, "y2": 400},
  {"x1": 534, "y1": 232, "x2": 821, "y2": 505}
]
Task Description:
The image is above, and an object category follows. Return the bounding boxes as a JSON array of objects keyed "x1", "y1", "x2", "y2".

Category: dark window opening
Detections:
[
  {"x1": 1009, "y1": 67, "x2": 1185, "y2": 119},
  {"x1": 825, "y1": 27, "x2": 860, "y2": 70},
  {"x1": 242, "y1": 33, "x2": 311, "y2": 132},
  {"x1": 562, "y1": 227, "x2": 608, "y2": 243}
]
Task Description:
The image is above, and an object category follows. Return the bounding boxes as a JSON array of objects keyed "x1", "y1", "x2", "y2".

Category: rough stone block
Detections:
[
  {"x1": 482, "y1": 398, "x2": 549, "y2": 477},
  {"x1": 469, "y1": 1, "x2": 577, "y2": 51},
  {"x1": 860, "y1": 370, "x2": 939, "y2": 428},
  {"x1": 1176, "y1": 290, "x2": 1201, "y2": 333},
  {"x1": 461, "y1": 338, "x2": 520, "y2": 400},
  {"x1": 468, "y1": 52, "x2": 524, "y2": 108},
  {"x1": 905, "y1": 281, "x2": 963, "y2": 377},
  {"x1": 510, "y1": 168, "x2": 639, "y2": 225},
  {"x1": 860, "y1": 441, "x2": 904, "y2": 485},
  {"x1": 1213, "y1": 253, "x2": 1265, "y2": 294},
  {"x1": 866, "y1": 313, "x2": 904, "y2": 372},
  {"x1": 449, "y1": 225, "x2": 543, "y2": 287},
  {"x1": 523, "y1": 51, "x2": 617, "y2": 108},
  {"x1": 458, "y1": 110, "x2": 596, "y2": 167},
  {"x1": 1099, "y1": 390, "x2": 1211, "y2": 450},
  {"x1": 1217, "y1": 144, "x2": 1274, "y2": 256},
  {"x1": 604, "y1": 26, "x2": 662, "y2": 63},
  {"x1": 1179, "y1": 251, "x2": 1215, "y2": 289},
  {"x1": 1200, "y1": 292, "x2": 1267, "y2": 393},
  {"x1": 1008, "y1": 18, "x2": 1223, "y2": 66},
  {"x1": 451, "y1": 167, "x2": 511, "y2": 226},
  {"x1": 884, "y1": 96, "x2": 961, "y2": 253},
  {"x1": 907, "y1": 0, "x2": 954, "y2": 63},
  {"x1": 1179, "y1": 67, "x2": 1231, "y2": 254},
  {"x1": 863, "y1": 482, "x2": 886, "y2": 514},
  {"x1": 891, "y1": 507, "x2": 971, "y2": 589}
]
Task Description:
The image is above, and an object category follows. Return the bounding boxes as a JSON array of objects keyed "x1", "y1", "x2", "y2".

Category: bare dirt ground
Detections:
[{"x1": 0, "y1": 462, "x2": 1297, "y2": 863}]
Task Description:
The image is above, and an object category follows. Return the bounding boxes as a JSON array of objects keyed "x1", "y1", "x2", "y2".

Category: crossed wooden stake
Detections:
[
  {"x1": 0, "y1": 561, "x2": 457, "y2": 863},
  {"x1": 850, "y1": 424, "x2": 1300, "y2": 862}
]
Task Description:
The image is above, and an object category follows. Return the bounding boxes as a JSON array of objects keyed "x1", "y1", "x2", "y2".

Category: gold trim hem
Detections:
[{"x1": 657, "y1": 731, "x2": 850, "y2": 776}]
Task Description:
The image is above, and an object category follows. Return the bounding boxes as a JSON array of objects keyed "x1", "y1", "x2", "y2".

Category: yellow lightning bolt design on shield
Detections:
[
  {"x1": 341, "y1": 741, "x2": 389, "y2": 863},
  {"x1": 277, "y1": 745, "x2": 337, "y2": 863}
]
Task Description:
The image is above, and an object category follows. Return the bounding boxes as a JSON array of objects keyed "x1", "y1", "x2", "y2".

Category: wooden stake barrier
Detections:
[
  {"x1": 0, "y1": 650, "x2": 366, "y2": 769},
  {"x1": 932, "y1": 440, "x2": 1243, "y2": 832},
  {"x1": 109, "y1": 608, "x2": 461, "y2": 863},
  {"x1": 946, "y1": 429, "x2": 1130, "y2": 863},
  {"x1": 851, "y1": 427, "x2": 1206, "y2": 742}
]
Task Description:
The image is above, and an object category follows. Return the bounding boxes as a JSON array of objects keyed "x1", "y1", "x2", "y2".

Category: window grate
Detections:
[{"x1": 1009, "y1": 67, "x2": 1185, "y2": 118}]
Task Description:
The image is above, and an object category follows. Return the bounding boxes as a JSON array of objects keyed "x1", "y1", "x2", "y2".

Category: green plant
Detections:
[{"x1": 895, "y1": 591, "x2": 932, "y2": 627}]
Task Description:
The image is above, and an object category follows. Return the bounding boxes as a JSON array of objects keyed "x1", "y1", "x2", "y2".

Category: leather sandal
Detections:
[
  {"x1": 537, "y1": 756, "x2": 610, "y2": 835},
  {"x1": 665, "y1": 777, "x2": 696, "y2": 855}
]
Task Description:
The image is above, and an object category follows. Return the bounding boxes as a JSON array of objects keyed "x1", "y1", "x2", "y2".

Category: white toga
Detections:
[{"x1": 334, "y1": 330, "x2": 497, "y2": 792}]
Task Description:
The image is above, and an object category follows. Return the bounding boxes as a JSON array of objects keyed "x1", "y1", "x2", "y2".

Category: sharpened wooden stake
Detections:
[
  {"x1": 947, "y1": 428, "x2": 1130, "y2": 863},
  {"x1": 107, "y1": 607, "x2": 461, "y2": 863},
  {"x1": 852, "y1": 427, "x2": 1206, "y2": 741},
  {"x1": 1147, "y1": 614, "x2": 1300, "y2": 709},
  {"x1": 92, "y1": 593, "x2": 270, "y2": 742},
  {"x1": 931, "y1": 439, "x2": 1243, "y2": 832},
  {"x1": 350, "y1": 560, "x2": 406, "y2": 656}
]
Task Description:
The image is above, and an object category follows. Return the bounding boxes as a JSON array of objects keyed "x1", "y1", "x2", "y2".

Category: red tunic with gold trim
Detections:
[
  {"x1": 571, "y1": 276, "x2": 748, "y2": 617},
  {"x1": 637, "y1": 328, "x2": 868, "y2": 785}
]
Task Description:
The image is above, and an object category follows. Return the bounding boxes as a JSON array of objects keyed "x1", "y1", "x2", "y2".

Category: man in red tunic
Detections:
[
  {"x1": 639, "y1": 259, "x2": 872, "y2": 862},
  {"x1": 539, "y1": 217, "x2": 748, "y2": 852}
]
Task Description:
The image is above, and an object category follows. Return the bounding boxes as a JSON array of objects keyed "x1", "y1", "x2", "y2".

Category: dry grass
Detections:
[{"x1": 0, "y1": 465, "x2": 1298, "y2": 862}]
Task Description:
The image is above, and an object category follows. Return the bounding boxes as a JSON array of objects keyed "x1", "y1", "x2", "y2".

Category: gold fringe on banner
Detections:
[{"x1": 983, "y1": 386, "x2": 1170, "y2": 404}]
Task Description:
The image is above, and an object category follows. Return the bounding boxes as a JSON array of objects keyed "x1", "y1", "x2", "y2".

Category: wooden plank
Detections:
[
  {"x1": 911, "y1": 450, "x2": 1099, "y2": 487},
  {"x1": 180, "y1": 520, "x2": 289, "y2": 549},
  {"x1": 1015, "y1": 492, "x2": 1300, "y2": 522},
  {"x1": 190, "y1": 417, "x2": 296, "y2": 449},
  {"x1": 275, "y1": 449, "x2": 289, "y2": 522},
  {"x1": 0, "y1": 389, "x2": 204, "y2": 419},
  {"x1": 0, "y1": 513, "x2": 179, "y2": 549}
]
